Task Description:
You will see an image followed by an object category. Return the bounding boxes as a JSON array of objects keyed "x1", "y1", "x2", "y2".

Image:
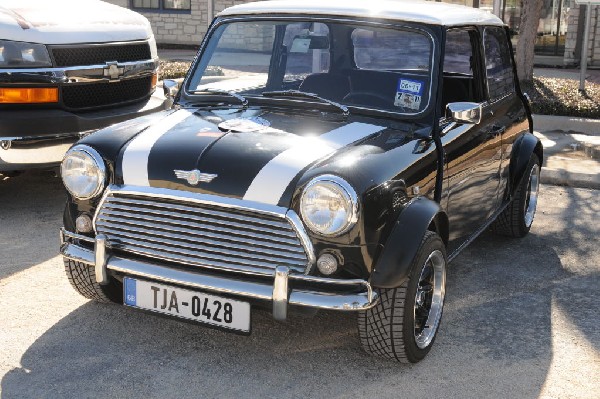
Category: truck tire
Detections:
[
  {"x1": 492, "y1": 154, "x2": 541, "y2": 238},
  {"x1": 358, "y1": 231, "x2": 447, "y2": 363},
  {"x1": 64, "y1": 258, "x2": 122, "y2": 303}
]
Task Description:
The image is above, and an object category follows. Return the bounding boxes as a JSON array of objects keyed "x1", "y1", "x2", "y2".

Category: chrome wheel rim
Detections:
[
  {"x1": 414, "y1": 249, "x2": 446, "y2": 349},
  {"x1": 524, "y1": 163, "x2": 540, "y2": 228}
]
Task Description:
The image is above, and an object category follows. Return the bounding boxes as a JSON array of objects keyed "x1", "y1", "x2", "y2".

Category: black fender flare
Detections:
[
  {"x1": 370, "y1": 197, "x2": 448, "y2": 289},
  {"x1": 509, "y1": 132, "x2": 543, "y2": 197}
]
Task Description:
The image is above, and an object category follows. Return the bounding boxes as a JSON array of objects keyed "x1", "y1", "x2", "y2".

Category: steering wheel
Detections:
[
  {"x1": 343, "y1": 91, "x2": 415, "y2": 113},
  {"x1": 343, "y1": 91, "x2": 391, "y2": 107}
]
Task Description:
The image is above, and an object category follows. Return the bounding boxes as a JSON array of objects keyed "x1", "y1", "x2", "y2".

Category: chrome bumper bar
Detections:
[{"x1": 60, "y1": 229, "x2": 378, "y2": 321}]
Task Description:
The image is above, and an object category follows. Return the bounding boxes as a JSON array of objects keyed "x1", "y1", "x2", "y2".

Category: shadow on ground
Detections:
[
  {"x1": 0, "y1": 171, "x2": 65, "y2": 279},
  {"x1": 2, "y1": 186, "x2": 598, "y2": 398}
]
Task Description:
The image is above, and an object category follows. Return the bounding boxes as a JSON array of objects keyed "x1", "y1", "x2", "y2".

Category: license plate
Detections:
[{"x1": 123, "y1": 277, "x2": 251, "y2": 333}]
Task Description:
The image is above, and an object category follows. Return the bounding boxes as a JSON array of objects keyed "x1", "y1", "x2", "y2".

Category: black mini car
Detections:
[{"x1": 59, "y1": 0, "x2": 542, "y2": 363}]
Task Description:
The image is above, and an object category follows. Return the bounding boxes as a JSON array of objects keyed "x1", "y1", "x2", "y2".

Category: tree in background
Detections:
[{"x1": 516, "y1": 0, "x2": 544, "y2": 83}]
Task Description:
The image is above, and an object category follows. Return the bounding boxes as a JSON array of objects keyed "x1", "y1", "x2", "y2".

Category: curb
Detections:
[
  {"x1": 533, "y1": 114, "x2": 600, "y2": 135},
  {"x1": 541, "y1": 169, "x2": 600, "y2": 190}
]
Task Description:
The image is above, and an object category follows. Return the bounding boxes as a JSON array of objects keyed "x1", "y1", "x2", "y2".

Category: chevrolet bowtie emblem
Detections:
[
  {"x1": 104, "y1": 61, "x2": 124, "y2": 81},
  {"x1": 174, "y1": 169, "x2": 218, "y2": 185}
]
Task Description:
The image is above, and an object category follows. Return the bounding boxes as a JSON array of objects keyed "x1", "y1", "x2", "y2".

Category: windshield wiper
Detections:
[
  {"x1": 189, "y1": 89, "x2": 249, "y2": 107},
  {"x1": 261, "y1": 90, "x2": 349, "y2": 117}
]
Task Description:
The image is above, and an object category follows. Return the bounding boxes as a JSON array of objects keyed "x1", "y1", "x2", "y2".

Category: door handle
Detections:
[{"x1": 490, "y1": 125, "x2": 506, "y2": 137}]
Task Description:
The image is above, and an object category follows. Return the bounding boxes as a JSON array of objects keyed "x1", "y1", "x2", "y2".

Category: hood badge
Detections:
[
  {"x1": 218, "y1": 117, "x2": 270, "y2": 133},
  {"x1": 174, "y1": 169, "x2": 217, "y2": 185}
]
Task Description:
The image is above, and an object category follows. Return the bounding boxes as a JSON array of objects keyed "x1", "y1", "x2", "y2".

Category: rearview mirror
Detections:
[
  {"x1": 446, "y1": 102, "x2": 482, "y2": 124},
  {"x1": 290, "y1": 35, "x2": 329, "y2": 53}
]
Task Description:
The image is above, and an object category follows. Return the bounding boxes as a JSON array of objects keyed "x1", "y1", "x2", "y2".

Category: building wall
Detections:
[
  {"x1": 103, "y1": 0, "x2": 249, "y2": 46},
  {"x1": 564, "y1": 1, "x2": 599, "y2": 67},
  {"x1": 105, "y1": 0, "x2": 600, "y2": 66}
]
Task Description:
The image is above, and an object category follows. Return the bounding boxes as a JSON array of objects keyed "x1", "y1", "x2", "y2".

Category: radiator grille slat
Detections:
[
  {"x1": 97, "y1": 220, "x2": 306, "y2": 256},
  {"x1": 95, "y1": 193, "x2": 309, "y2": 275}
]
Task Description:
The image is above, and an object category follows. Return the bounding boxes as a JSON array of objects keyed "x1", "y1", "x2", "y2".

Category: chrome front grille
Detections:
[{"x1": 94, "y1": 192, "x2": 310, "y2": 275}]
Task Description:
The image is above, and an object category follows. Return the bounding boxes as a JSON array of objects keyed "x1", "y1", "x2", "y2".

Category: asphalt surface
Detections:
[{"x1": 1, "y1": 171, "x2": 599, "y2": 399}]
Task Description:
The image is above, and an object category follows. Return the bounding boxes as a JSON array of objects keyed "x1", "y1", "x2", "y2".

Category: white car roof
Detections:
[{"x1": 218, "y1": 0, "x2": 504, "y2": 27}]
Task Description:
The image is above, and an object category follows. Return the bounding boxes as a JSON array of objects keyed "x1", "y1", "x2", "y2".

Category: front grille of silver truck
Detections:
[
  {"x1": 94, "y1": 192, "x2": 309, "y2": 276},
  {"x1": 62, "y1": 76, "x2": 153, "y2": 110},
  {"x1": 50, "y1": 42, "x2": 152, "y2": 67}
]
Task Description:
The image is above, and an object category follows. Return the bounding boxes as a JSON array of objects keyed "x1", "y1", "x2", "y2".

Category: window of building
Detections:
[
  {"x1": 483, "y1": 27, "x2": 515, "y2": 100},
  {"x1": 131, "y1": 0, "x2": 190, "y2": 11}
]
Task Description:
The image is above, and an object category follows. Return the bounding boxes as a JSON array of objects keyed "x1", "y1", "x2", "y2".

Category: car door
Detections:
[
  {"x1": 482, "y1": 26, "x2": 530, "y2": 204},
  {"x1": 440, "y1": 28, "x2": 504, "y2": 254}
]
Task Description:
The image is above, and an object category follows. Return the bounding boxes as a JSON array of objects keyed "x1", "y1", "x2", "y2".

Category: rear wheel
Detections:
[
  {"x1": 492, "y1": 154, "x2": 540, "y2": 238},
  {"x1": 358, "y1": 231, "x2": 447, "y2": 363},
  {"x1": 64, "y1": 258, "x2": 121, "y2": 303}
]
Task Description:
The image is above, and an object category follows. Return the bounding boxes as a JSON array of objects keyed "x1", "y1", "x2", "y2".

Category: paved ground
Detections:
[{"x1": 0, "y1": 172, "x2": 598, "y2": 399}]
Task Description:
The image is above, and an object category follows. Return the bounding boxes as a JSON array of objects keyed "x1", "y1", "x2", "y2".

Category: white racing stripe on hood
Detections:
[
  {"x1": 122, "y1": 109, "x2": 195, "y2": 186},
  {"x1": 243, "y1": 122, "x2": 385, "y2": 205}
]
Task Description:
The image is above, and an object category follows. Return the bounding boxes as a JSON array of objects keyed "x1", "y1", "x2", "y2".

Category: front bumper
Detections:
[
  {"x1": 60, "y1": 229, "x2": 379, "y2": 321},
  {"x1": 0, "y1": 91, "x2": 166, "y2": 171}
]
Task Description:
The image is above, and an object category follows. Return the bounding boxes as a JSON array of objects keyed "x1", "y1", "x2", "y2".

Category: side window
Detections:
[
  {"x1": 484, "y1": 27, "x2": 515, "y2": 101},
  {"x1": 442, "y1": 29, "x2": 480, "y2": 108},
  {"x1": 444, "y1": 30, "x2": 473, "y2": 76}
]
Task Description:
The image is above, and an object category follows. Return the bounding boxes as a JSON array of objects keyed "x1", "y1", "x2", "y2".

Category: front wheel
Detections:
[
  {"x1": 358, "y1": 231, "x2": 447, "y2": 363},
  {"x1": 64, "y1": 258, "x2": 122, "y2": 303}
]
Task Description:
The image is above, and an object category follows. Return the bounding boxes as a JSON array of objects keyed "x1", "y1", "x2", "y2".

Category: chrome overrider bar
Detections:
[{"x1": 60, "y1": 229, "x2": 379, "y2": 321}]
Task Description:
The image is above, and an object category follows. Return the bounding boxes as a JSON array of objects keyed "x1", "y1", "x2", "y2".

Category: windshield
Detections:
[{"x1": 187, "y1": 19, "x2": 434, "y2": 115}]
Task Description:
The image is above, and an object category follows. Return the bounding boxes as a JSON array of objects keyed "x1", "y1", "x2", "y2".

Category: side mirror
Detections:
[
  {"x1": 163, "y1": 79, "x2": 181, "y2": 99},
  {"x1": 446, "y1": 102, "x2": 482, "y2": 124}
]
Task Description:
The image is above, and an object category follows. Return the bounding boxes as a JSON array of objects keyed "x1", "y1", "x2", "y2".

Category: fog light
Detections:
[
  {"x1": 75, "y1": 214, "x2": 93, "y2": 233},
  {"x1": 317, "y1": 253, "x2": 338, "y2": 275}
]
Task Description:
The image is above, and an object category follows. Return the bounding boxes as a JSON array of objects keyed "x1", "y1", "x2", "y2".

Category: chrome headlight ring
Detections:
[
  {"x1": 61, "y1": 145, "x2": 107, "y2": 200},
  {"x1": 300, "y1": 175, "x2": 359, "y2": 237}
]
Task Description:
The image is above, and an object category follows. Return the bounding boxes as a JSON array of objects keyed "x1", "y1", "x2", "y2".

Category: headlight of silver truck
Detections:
[
  {"x1": 61, "y1": 146, "x2": 106, "y2": 200},
  {"x1": 0, "y1": 40, "x2": 52, "y2": 68},
  {"x1": 300, "y1": 175, "x2": 358, "y2": 236}
]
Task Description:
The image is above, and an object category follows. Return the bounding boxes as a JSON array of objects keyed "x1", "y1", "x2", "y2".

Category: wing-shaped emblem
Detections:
[{"x1": 174, "y1": 169, "x2": 217, "y2": 185}]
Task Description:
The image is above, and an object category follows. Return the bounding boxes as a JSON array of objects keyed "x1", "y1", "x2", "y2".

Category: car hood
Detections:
[
  {"x1": 80, "y1": 107, "x2": 421, "y2": 209},
  {"x1": 0, "y1": 0, "x2": 152, "y2": 44}
]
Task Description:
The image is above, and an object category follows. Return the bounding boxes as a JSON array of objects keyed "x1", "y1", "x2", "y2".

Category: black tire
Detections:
[
  {"x1": 492, "y1": 154, "x2": 541, "y2": 238},
  {"x1": 358, "y1": 231, "x2": 447, "y2": 363},
  {"x1": 64, "y1": 258, "x2": 122, "y2": 303}
]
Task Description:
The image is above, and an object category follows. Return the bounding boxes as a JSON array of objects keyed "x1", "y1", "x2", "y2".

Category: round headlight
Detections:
[
  {"x1": 61, "y1": 146, "x2": 106, "y2": 200},
  {"x1": 300, "y1": 175, "x2": 358, "y2": 236}
]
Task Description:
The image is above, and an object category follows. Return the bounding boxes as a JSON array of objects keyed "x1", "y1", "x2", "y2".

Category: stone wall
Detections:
[
  {"x1": 103, "y1": 0, "x2": 248, "y2": 46},
  {"x1": 564, "y1": 1, "x2": 599, "y2": 67}
]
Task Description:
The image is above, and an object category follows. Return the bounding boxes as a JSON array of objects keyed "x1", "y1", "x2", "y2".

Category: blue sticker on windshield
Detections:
[
  {"x1": 397, "y1": 79, "x2": 424, "y2": 95},
  {"x1": 395, "y1": 79, "x2": 424, "y2": 110}
]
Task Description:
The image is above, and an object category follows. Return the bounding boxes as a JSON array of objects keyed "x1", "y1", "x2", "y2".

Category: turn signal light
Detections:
[
  {"x1": 0, "y1": 87, "x2": 59, "y2": 103},
  {"x1": 151, "y1": 73, "x2": 158, "y2": 89}
]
